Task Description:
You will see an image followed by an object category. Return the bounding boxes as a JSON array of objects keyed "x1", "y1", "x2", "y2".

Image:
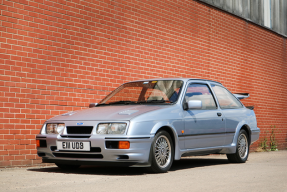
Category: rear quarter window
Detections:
[{"x1": 211, "y1": 85, "x2": 243, "y2": 109}]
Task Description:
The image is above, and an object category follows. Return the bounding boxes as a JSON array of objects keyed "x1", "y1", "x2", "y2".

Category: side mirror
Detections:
[
  {"x1": 89, "y1": 103, "x2": 98, "y2": 108},
  {"x1": 188, "y1": 100, "x2": 202, "y2": 109}
]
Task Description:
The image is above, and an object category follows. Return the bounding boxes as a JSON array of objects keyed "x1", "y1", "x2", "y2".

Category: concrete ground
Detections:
[{"x1": 1, "y1": 151, "x2": 286, "y2": 192}]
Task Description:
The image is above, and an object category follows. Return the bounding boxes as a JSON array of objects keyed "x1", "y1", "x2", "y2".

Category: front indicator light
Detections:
[
  {"x1": 118, "y1": 141, "x2": 130, "y2": 149},
  {"x1": 36, "y1": 140, "x2": 40, "y2": 148},
  {"x1": 36, "y1": 140, "x2": 47, "y2": 147}
]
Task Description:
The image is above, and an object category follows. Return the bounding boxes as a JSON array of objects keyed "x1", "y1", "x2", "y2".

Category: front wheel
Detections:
[
  {"x1": 227, "y1": 129, "x2": 249, "y2": 163},
  {"x1": 148, "y1": 130, "x2": 174, "y2": 173},
  {"x1": 55, "y1": 163, "x2": 81, "y2": 170}
]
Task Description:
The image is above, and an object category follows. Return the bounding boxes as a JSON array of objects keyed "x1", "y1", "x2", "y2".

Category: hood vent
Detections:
[
  {"x1": 118, "y1": 110, "x2": 138, "y2": 115},
  {"x1": 62, "y1": 111, "x2": 77, "y2": 116}
]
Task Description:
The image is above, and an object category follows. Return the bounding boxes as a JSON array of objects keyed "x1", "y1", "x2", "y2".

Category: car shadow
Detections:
[
  {"x1": 169, "y1": 158, "x2": 229, "y2": 172},
  {"x1": 27, "y1": 158, "x2": 229, "y2": 176}
]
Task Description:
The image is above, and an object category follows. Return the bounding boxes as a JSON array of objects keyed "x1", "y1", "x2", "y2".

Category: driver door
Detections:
[{"x1": 183, "y1": 83, "x2": 226, "y2": 149}]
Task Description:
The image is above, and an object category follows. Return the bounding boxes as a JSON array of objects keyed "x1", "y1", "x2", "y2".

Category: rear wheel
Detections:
[
  {"x1": 148, "y1": 130, "x2": 174, "y2": 173},
  {"x1": 55, "y1": 163, "x2": 81, "y2": 170},
  {"x1": 227, "y1": 129, "x2": 249, "y2": 163}
]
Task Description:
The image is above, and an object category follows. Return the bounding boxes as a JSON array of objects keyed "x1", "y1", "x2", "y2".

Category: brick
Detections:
[
  {"x1": 26, "y1": 154, "x2": 37, "y2": 160},
  {"x1": 0, "y1": 151, "x2": 9, "y2": 156},
  {"x1": 0, "y1": 161, "x2": 11, "y2": 167},
  {"x1": 14, "y1": 155, "x2": 26, "y2": 160},
  {"x1": 11, "y1": 160, "x2": 23, "y2": 166},
  {"x1": 4, "y1": 155, "x2": 14, "y2": 161},
  {"x1": 15, "y1": 145, "x2": 26, "y2": 150},
  {"x1": 9, "y1": 150, "x2": 20, "y2": 155}
]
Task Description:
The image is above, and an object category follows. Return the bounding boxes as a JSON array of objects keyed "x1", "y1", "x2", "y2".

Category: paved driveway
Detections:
[{"x1": 1, "y1": 151, "x2": 286, "y2": 192}]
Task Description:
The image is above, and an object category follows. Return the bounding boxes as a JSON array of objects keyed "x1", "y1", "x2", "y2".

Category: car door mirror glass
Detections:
[{"x1": 188, "y1": 100, "x2": 202, "y2": 109}]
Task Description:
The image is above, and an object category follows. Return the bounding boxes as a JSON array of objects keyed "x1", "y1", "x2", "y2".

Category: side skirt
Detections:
[{"x1": 177, "y1": 144, "x2": 237, "y2": 159}]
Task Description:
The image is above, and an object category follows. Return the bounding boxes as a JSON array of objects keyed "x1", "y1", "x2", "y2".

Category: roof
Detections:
[{"x1": 128, "y1": 78, "x2": 222, "y2": 84}]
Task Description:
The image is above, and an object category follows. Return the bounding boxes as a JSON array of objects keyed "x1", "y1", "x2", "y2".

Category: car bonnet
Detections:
[{"x1": 47, "y1": 105, "x2": 165, "y2": 121}]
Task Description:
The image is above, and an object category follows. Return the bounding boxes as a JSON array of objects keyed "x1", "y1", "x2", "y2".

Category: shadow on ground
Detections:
[{"x1": 27, "y1": 158, "x2": 229, "y2": 176}]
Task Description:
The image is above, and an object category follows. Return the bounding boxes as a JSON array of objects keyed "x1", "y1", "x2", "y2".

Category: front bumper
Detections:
[{"x1": 36, "y1": 134, "x2": 153, "y2": 167}]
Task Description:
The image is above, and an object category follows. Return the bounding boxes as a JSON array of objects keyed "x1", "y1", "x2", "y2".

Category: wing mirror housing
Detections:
[
  {"x1": 89, "y1": 103, "x2": 98, "y2": 108},
  {"x1": 188, "y1": 100, "x2": 202, "y2": 109}
]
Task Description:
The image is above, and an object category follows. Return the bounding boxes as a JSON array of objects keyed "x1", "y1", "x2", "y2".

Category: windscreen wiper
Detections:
[
  {"x1": 108, "y1": 101, "x2": 137, "y2": 105},
  {"x1": 138, "y1": 100, "x2": 172, "y2": 104},
  {"x1": 96, "y1": 103, "x2": 109, "y2": 106},
  {"x1": 99, "y1": 100, "x2": 172, "y2": 106}
]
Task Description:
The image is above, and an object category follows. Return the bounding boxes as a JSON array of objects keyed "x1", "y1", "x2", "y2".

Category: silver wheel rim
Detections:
[
  {"x1": 154, "y1": 135, "x2": 171, "y2": 168},
  {"x1": 238, "y1": 134, "x2": 248, "y2": 159}
]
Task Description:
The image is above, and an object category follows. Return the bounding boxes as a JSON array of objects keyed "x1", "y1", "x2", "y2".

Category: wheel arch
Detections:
[
  {"x1": 150, "y1": 122, "x2": 180, "y2": 160},
  {"x1": 240, "y1": 124, "x2": 251, "y2": 145},
  {"x1": 232, "y1": 121, "x2": 252, "y2": 146},
  {"x1": 155, "y1": 126, "x2": 176, "y2": 151},
  {"x1": 227, "y1": 124, "x2": 251, "y2": 163}
]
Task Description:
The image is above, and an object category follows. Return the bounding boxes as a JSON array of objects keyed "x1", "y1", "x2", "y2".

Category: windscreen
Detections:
[{"x1": 99, "y1": 80, "x2": 183, "y2": 105}]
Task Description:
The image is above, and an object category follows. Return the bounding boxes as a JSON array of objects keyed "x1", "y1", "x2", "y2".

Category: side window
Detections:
[
  {"x1": 185, "y1": 84, "x2": 217, "y2": 110},
  {"x1": 211, "y1": 85, "x2": 243, "y2": 109}
]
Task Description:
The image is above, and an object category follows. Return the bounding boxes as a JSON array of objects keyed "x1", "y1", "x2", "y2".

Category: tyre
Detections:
[
  {"x1": 227, "y1": 129, "x2": 249, "y2": 163},
  {"x1": 55, "y1": 163, "x2": 81, "y2": 170},
  {"x1": 148, "y1": 130, "x2": 174, "y2": 173}
]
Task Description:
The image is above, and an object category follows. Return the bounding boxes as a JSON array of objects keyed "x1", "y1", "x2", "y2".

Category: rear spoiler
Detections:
[
  {"x1": 233, "y1": 93, "x2": 254, "y2": 110},
  {"x1": 233, "y1": 93, "x2": 250, "y2": 100}
]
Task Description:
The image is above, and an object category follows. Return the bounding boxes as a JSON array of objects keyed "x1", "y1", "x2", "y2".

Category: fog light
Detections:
[{"x1": 118, "y1": 141, "x2": 130, "y2": 149}]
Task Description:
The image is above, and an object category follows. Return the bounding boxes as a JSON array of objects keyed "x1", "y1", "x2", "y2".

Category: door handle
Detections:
[{"x1": 217, "y1": 112, "x2": 222, "y2": 117}]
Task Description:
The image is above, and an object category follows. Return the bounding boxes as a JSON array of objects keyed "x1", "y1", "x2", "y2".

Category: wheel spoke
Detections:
[
  {"x1": 154, "y1": 135, "x2": 172, "y2": 168},
  {"x1": 238, "y1": 134, "x2": 248, "y2": 158}
]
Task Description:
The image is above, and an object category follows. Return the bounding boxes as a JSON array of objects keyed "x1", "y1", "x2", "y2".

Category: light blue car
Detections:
[{"x1": 36, "y1": 78, "x2": 260, "y2": 173}]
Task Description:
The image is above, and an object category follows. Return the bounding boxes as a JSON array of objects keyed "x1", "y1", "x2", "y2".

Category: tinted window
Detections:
[
  {"x1": 185, "y1": 84, "x2": 217, "y2": 110},
  {"x1": 211, "y1": 85, "x2": 243, "y2": 109}
]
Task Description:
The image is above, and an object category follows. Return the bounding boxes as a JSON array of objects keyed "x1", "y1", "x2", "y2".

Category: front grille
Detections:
[
  {"x1": 50, "y1": 146, "x2": 57, "y2": 151},
  {"x1": 53, "y1": 153, "x2": 103, "y2": 159},
  {"x1": 91, "y1": 147, "x2": 101, "y2": 152},
  {"x1": 66, "y1": 126, "x2": 93, "y2": 134}
]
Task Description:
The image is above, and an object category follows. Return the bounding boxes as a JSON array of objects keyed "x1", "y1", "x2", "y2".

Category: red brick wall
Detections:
[{"x1": 0, "y1": 0, "x2": 286, "y2": 167}]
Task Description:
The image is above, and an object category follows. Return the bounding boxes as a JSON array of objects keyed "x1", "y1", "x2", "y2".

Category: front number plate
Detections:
[{"x1": 56, "y1": 141, "x2": 90, "y2": 151}]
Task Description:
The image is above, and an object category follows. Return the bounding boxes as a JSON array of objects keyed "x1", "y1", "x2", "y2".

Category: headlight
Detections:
[
  {"x1": 96, "y1": 123, "x2": 127, "y2": 134},
  {"x1": 46, "y1": 123, "x2": 65, "y2": 134}
]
